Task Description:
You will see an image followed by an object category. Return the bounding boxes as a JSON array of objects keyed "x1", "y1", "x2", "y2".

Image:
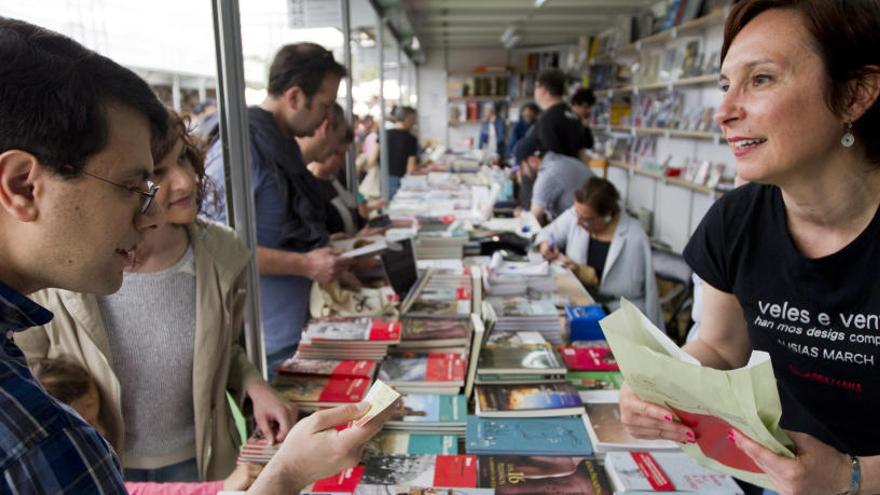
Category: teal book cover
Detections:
[{"x1": 466, "y1": 416, "x2": 593, "y2": 456}]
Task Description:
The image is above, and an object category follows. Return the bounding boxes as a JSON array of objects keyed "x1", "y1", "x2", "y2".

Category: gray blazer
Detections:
[{"x1": 536, "y1": 209, "x2": 664, "y2": 329}]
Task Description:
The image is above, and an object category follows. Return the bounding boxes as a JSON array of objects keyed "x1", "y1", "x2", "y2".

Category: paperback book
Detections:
[
  {"x1": 477, "y1": 456, "x2": 612, "y2": 495},
  {"x1": 466, "y1": 415, "x2": 593, "y2": 456},
  {"x1": 475, "y1": 383, "x2": 583, "y2": 418},
  {"x1": 273, "y1": 375, "x2": 370, "y2": 411},
  {"x1": 583, "y1": 402, "x2": 679, "y2": 453},
  {"x1": 558, "y1": 346, "x2": 620, "y2": 371},
  {"x1": 604, "y1": 451, "x2": 744, "y2": 494},
  {"x1": 361, "y1": 455, "x2": 479, "y2": 488},
  {"x1": 378, "y1": 353, "x2": 467, "y2": 394},
  {"x1": 276, "y1": 356, "x2": 377, "y2": 379},
  {"x1": 567, "y1": 371, "x2": 624, "y2": 403}
]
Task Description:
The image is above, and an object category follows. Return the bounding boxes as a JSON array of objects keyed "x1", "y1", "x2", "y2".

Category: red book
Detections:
[
  {"x1": 369, "y1": 319, "x2": 401, "y2": 341},
  {"x1": 275, "y1": 376, "x2": 370, "y2": 405},
  {"x1": 426, "y1": 353, "x2": 467, "y2": 382},
  {"x1": 630, "y1": 452, "x2": 675, "y2": 491},
  {"x1": 559, "y1": 347, "x2": 620, "y2": 371},
  {"x1": 276, "y1": 357, "x2": 377, "y2": 378},
  {"x1": 435, "y1": 455, "x2": 478, "y2": 487},
  {"x1": 310, "y1": 465, "x2": 364, "y2": 492},
  {"x1": 669, "y1": 406, "x2": 764, "y2": 474}
]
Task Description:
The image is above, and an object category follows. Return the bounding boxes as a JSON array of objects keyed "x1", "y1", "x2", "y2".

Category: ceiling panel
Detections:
[{"x1": 402, "y1": 0, "x2": 658, "y2": 50}]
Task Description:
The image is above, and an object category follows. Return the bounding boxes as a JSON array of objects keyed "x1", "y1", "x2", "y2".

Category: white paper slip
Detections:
[{"x1": 354, "y1": 380, "x2": 401, "y2": 427}]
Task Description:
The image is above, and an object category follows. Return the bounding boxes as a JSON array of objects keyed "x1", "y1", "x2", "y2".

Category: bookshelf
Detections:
[
  {"x1": 596, "y1": 73, "x2": 719, "y2": 98},
  {"x1": 604, "y1": 125, "x2": 725, "y2": 143},
  {"x1": 608, "y1": 161, "x2": 721, "y2": 196}
]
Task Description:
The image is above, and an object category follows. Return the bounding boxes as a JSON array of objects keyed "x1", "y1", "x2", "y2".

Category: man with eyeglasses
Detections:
[
  {"x1": 0, "y1": 17, "x2": 395, "y2": 494},
  {"x1": 204, "y1": 43, "x2": 355, "y2": 377}
]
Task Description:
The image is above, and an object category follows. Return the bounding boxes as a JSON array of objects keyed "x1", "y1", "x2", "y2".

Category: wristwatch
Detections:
[{"x1": 838, "y1": 455, "x2": 861, "y2": 495}]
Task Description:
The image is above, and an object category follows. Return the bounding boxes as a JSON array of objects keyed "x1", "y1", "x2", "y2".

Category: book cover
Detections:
[
  {"x1": 395, "y1": 394, "x2": 467, "y2": 423},
  {"x1": 306, "y1": 318, "x2": 401, "y2": 342},
  {"x1": 466, "y1": 416, "x2": 593, "y2": 456},
  {"x1": 605, "y1": 451, "x2": 745, "y2": 494},
  {"x1": 583, "y1": 402, "x2": 679, "y2": 452},
  {"x1": 354, "y1": 487, "x2": 492, "y2": 495},
  {"x1": 670, "y1": 406, "x2": 764, "y2": 474},
  {"x1": 362, "y1": 455, "x2": 478, "y2": 488},
  {"x1": 276, "y1": 357, "x2": 377, "y2": 378},
  {"x1": 274, "y1": 376, "x2": 369, "y2": 404},
  {"x1": 559, "y1": 347, "x2": 620, "y2": 371},
  {"x1": 369, "y1": 432, "x2": 459, "y2": 455},
  {"x1": 310, "y1": 465, "x2": 365, "y2": 492},
  {"x1": 402, "y1": 318, "x2": 470, "y2": 341},
  {"x1": 379, "y1": 354, "x2": 466, "y2": 384},
  {"x1": 477, "y1": 456, "x2": 611, "y2": 494},
  {"x1": 475, "y1": 383, "x2": 582, "y2": 416},
  {"x1": 478, "y1": 346, "x2": 565, "y2": 374},
  {"x1": 566, "y1": 371, "x2": 624, "y2": 391},
  {"x1": 489, "y1": 296, "x2": 557, "y2": 317}
]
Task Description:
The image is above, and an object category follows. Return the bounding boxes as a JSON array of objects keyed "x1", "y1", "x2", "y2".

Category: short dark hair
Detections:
[
  {"x1": 571, "y1": 88, "x2": 596, "y2": 108},
  {"x1": 392, "y1": 105, "x2": 417, "y2": 122},
  {"x1": 267, "y1": 43, "x2": 347, "y2": 98},
  {"x1": 574, "y1": 177, "x2": 621, "y2": 218},
  {"x1": 521, "y1": 102, "x2": 541, "y2": 116},
  {"x1": 722, "y1": 0, "x2": 880, "y2": 165},
  {"x1": 0, "y1": 17, "x2": 168, "y2": 178},
  {"x1": 536, "y1": 69, "x2": 566, "y2": 97},
  {"x1": 330, "y1": 102, "x2": 346, "y2": 131}
]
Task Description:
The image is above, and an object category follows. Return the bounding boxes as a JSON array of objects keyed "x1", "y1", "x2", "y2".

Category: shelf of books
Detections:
[
  {"x1": 234, "y1": 166, "x2": 747, "y2": 494},
  {"x1": 609, "y1": 160, "x2": 721, "y2": 196}
]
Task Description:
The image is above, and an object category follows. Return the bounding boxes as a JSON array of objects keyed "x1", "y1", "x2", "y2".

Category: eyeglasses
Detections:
[{"x1": 80, "y1": 170, "x2": 159, "y2": 214}]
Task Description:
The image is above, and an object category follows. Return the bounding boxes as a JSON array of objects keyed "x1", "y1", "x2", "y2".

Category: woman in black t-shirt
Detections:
[{"x1": 618, "y1": 2, "x2": 880, "y2": 494}]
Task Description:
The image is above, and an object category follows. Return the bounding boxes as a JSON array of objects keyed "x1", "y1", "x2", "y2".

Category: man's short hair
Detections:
[
  {"x1": 0, "y1": 17, "x2": 168, "y2": 178},
  {"x1": 329, "y1": 102, "x2": 346, "y2": 131},
  {"x1": 571, "y1": 88, "x2": 596, "y2": 108},
  {"x1": 267, "y1": 43, "x2": 347, "y2": 98},
  {"x1": 536, "y1": 69, "x2": 566, "y2": 98}
]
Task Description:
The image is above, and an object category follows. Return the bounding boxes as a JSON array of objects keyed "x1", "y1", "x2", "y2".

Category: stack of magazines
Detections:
[
  {"x1": 487, "y1": 295, "x2": 562, "y2": 344},
  {"x1": 377, "y1": 352, "x2": 467, "y2": 395}
]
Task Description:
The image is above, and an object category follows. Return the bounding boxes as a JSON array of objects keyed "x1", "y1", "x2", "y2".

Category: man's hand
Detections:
[
  {"x1": 247, "y1": 400, "x2": 399, "y2": 494},
  {"x1": 247, "y1": 381, "x2": 299, "y2": 444},
  {"x1": 303, "y1": 247, "x2": 354, "y2": 284}
]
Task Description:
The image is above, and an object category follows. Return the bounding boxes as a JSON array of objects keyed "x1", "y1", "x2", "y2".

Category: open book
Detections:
[{"x1": 600, "y1": 299, "x2": 795, "y2": 489}]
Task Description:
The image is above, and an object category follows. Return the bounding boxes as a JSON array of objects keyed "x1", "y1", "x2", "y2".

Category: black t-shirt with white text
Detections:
[{"x1": 684, "y1": 183, "x2": 880, "y2": 455}]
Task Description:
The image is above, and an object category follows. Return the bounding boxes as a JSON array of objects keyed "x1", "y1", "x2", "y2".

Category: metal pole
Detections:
[
  {"x1": 172, "y1": 74, "x2": 181, "y2": 111},
  {"x1": 378, "y1": 18, "x2": 390, "y2": 199},
  {"x1": 211, "y1": 0, "x2": 266, "y2": 378},
  {"x1": 340, "y1": 0, "x2": 357, "y2": 194}
]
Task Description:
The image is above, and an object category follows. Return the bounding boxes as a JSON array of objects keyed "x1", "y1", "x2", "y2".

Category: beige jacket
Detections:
[{"x1": 15, "y1": 220, "x2": 263, "y2": 481}]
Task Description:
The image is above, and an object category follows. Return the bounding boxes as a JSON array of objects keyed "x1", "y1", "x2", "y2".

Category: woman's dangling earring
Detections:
[{"x1": 841, "y1": 122, "x2": 855, "y2": 148}]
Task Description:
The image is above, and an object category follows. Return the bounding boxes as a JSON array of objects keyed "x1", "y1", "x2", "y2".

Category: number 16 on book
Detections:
[{"x1": 354, "y1": 380, "x2": 401, "y2": 428}]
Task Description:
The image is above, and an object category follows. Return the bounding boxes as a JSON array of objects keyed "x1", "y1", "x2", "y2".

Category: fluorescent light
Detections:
[{"x1": 535, "y1": 0, "x2": 548, "y2": 7}]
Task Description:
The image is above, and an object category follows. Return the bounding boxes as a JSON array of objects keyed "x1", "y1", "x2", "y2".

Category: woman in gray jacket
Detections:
[{"x1": 536, "y1": 177, "x2": 664, "y2": 328}]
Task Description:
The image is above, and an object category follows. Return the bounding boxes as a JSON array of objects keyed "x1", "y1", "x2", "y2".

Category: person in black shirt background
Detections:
[
  {"x1": 570, "y1": 88, "x2": 596, "y2": 152},
  {"x1": 532, "y1": 69, "x2": 589, "y2": 160},
  {"x1": 617, "y1": 2, "x2": 880, "y2": 494},
  {"x1": 386, "y1": 105, "x2": 420, "y2": 198}
]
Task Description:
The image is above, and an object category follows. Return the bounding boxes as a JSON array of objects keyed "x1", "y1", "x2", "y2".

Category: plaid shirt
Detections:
[{"x1": 0, "y1": 281, "x2": 126, "y2": 494}]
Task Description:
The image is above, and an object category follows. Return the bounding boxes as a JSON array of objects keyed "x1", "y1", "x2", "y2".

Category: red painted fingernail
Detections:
[
  {"x1": 727, "y1": 428, "x2": 736, "y2": 444},
  {"x1": 686, "y1": 431, "x2": 695, "y2": 441},
  {"x1": 663, "y1": 414, "x2": 673, "y2": 423}
]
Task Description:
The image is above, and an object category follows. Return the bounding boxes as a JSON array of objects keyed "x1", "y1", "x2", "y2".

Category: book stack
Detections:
[
  {"x1": 466, "y1": 415, "x2": 593, "y2": 456},
  {"x1": 398, "y1": 317, "x2": 472, "y2": 352},
  {"x1": 297, "y1": 317, "x2": 401, "y2": 361},
  {"x1": 487, "y1": 295, "x2": 563, "y2": 344},
  {"x1": 237, "y1": 429, "x2": 277, "y2": 465},
  {"x1": 475, "y1": 345, "x2": 566, "y2": 385},
  {"x1": 404, "y1": 271, "x2": 473, "y2": 319},
  {"x1": 484, "y1": 256, "x2": 556, "y2": 297},
  {"x1": 605, "y1": 451, "x2": 744, "y2": 494},
  {"x1": 377, "y1": 352, "x2": 467, "y2": 395},
  {"x1": 275, "y1": 355, "x2": 378, "y2": 379},
  {"x1": 474, "y1": 382, "x2": 583, "y2": 418},
  {"x1": 273, "y1": 374, "x2": 370, "y2": 412},
  {"x1": 559, "y1": 341, "x2": 624, "y2": 403},
  {"x1": 385, "y1": 393, "x2": 468, "y2": 436},
  {"x1": 483, "y1": 330, "x2": 549, "y2": 348},
  {"x1": 359, "y1": 454, "x2": 480, "y2": 490}
]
